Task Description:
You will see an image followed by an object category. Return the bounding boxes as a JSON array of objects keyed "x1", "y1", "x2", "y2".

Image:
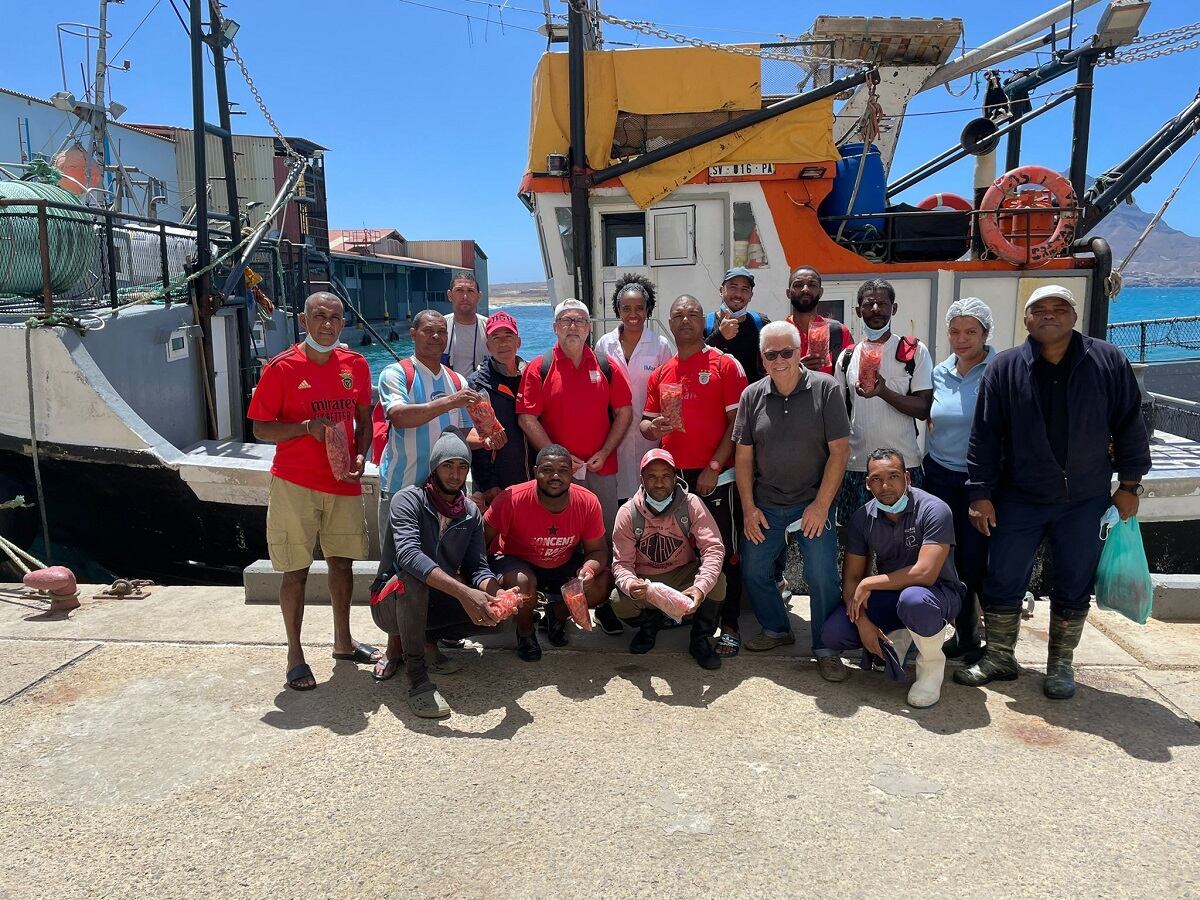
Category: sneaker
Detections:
[
  {"x1": 594, "y1": 603, "x2": 624, "y2": 635},
  {"x1": 629, "y1": 623, "x2": 659, "y2": 654},
  {"x1": 816, "y1": 655, "x2": 850, "y2": 682},
  {"x1": 546, "y1": 610, "x2": 569, "y2": 647},
  {"x1": 516, "y1": 632, "x2": 542, "y2": 662}
]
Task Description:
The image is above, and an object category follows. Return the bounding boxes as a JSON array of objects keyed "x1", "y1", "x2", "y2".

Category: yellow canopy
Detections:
[{"x1": 526, "y1": 45, "x2": 839, "y2": 208}]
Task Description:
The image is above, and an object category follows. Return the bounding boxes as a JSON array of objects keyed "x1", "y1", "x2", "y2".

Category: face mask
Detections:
[
  {"x1": 644, "y1": 491, "x2": 674, "y2": 513},
  {"x1": 876, "y1": 492, "x2": 909, "y2": 514},
  {"x1": 862, "y1": 321, "x2": 891, "y2": 341},
  {"x1": 305, "y1": 333, "x2": 338, "y2": 353},
  {"x1": 722, "y1": 303, "x2": 749, "y2": 320}
]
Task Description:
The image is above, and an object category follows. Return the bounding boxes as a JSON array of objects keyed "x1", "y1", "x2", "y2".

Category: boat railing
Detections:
[
  {"x1": 1107, "y1": 315, "x2": 1200, "y2": 364},
  {"x1": 815, "y1": 203, "x2": 1085, "y2": 268},
  {"x1": 0, "y1": 197, "x2": 204, "y2": 317},
  {"x1": 1150, "y1": 392, "x2": 1200, "y2": 444}
]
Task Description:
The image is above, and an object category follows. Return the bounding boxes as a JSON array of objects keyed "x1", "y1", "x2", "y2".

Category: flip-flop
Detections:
[
  {"x1": 408, "y1": 686, "x2": 451, "y2": 719},
  {"x1": 332, "y1": 643, "x2": 382, "y2": 664},
  {"x1": 372, "y1": 657, "x2": 400, "y2": 682},
  {"x1": 286, "y1": 663, "x2": 316, "y2": 691},
  {"x1": 716, "y1": 633, "x2": 741, "y2": 657}
]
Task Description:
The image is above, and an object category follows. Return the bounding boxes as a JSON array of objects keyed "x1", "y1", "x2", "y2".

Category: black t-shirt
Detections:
[
  {"x1": 705, "y1": 312, "x2": 769, "y2": 379},
  {"x1": 1031, "y1": 340, "x2": 1079, "y2": 470}
]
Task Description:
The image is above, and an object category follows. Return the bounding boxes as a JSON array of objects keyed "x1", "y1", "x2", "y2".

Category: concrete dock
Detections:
[{"x1": 1, "y1": 582, "x2": 1198, "y2": 897}]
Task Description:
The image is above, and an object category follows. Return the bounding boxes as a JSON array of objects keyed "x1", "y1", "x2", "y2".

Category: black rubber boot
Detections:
[
  {"x1": 953, "y1": 609, "x2": 1021, "y2": 686},
  {"x1": 1044, "y1": 608, "x2": 1088, "y2": 700},
  {"x1": 943, "y1": 590, "x2": 983, "y2": 660},
  {"x1": 629, "y1": 610, "x2": 663, "y2": 654},
  {"x1": 688, "y1": 599, "x2": 722, "y2": 669}
]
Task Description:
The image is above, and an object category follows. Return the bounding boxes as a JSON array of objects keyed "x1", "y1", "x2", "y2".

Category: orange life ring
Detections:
[
  {"x1": 978, "y1": 165, "x2": 1077, "y2": 265},
  {"x1": 917, "y1": 192, "x2": 972, "y2": 212}
]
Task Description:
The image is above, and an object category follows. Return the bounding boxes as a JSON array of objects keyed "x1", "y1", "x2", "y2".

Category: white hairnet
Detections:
[{"x1": 945, "y1": 297, "x2": 994, "y2": 333}]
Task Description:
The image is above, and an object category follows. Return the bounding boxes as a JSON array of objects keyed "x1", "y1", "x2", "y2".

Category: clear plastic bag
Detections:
[
  {"x1": 467, "y1": 396, "x2": 505, "y2": 445},
  {"x1": 562, "y1": 577, "x2": 593, "y2": 631},
  {"x1": 1095, "y1": 514, "x2": 1153, "y2": 625},
  {"x1": 808, "y1": 321, "x2": 830, "y2": 367},
  {"x1": 858, "y1": 344, "x2": 883, "y2": 392},
  {"x1": 324, "y1": 424, "x2": 354, "y2": 481},
  {"x1": 644, "y1": 581, "x2": 698, "y2": 623},
  {"x1": 488, "y1": 587, "x2": 525, "y2": 623},
  {"x1": 660, "y1": 382, "x2": 684, "y2": 432}
]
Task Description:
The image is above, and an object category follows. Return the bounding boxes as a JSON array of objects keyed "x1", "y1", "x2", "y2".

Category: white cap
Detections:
[
  {"x1": 1024, "y1": 284, "x2": 1077, "y2": 312},
  {"x1": 554, "y1": 298, "x2": 590, "y2": 320}
]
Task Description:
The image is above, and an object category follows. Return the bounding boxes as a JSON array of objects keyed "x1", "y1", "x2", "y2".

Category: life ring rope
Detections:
[{"x1": 978, "y1": 165, "x2": 1078, "y2": 265}]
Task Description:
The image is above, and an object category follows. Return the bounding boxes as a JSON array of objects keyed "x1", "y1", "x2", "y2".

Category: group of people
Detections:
[{"x1": 248, "y1": 265, "x2": 1151, "y2": 720}]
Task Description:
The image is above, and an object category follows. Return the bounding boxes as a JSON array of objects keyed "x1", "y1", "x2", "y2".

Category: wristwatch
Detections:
[
  {"x1": 708, "y1": 460, "x2": 722, "y2": 472},
  {"x1": 1118, "y1": 483, "x2": 1144, "y2": 496}
]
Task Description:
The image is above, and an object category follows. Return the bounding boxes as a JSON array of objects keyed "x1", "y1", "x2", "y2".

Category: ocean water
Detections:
[
  {"x1": 359, "y1": 287, "x2": 1200, "y2": 378},
  {"x1": 361, "y1": 302, "x2": 556, "y2": 379}
]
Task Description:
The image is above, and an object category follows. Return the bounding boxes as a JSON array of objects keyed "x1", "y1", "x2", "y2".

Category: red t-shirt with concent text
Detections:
[{"x1": 484, "y1": 479, "x2": 605, "y2": 569}]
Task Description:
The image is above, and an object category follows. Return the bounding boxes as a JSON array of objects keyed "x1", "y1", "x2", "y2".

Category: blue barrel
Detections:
[{"x1": 819, "y1": 142, "x2": 886, "y2": 239}]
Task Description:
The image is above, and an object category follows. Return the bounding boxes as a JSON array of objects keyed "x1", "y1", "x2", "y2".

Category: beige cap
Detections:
[{"x1": 553, "y1": 298, "x2": 590, "y2": 320}]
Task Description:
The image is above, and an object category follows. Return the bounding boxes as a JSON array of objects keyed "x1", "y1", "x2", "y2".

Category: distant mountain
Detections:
[{"x1": 1084, "y1": 174, "x2": 1200, "y2": 286}]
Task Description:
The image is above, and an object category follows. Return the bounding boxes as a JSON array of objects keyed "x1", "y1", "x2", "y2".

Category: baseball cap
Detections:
[
  {"x1": 485, "y1": 310, "x2": 519, "y2": 336},
  {"x1": 1024, "y1": 284, "x2": 1077, "y2": 312},
  {"x1": 640, "y1": 448, "x2": 677, "y2": 471},
  {"x1": 554, "y1": 298, "x2": 590, "y2": 320},
  {"x1": 722, "y1": 266, "x2": 755, "y2": 287}
]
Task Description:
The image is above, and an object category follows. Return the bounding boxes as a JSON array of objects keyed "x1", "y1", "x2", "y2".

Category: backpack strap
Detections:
[
  {"x1": 837, "y1": 344, "x2": 856, "y2": 416},
  {"x1": 538, "y1": 353, "x2": 551, "y2": 382},
  {"x1": 631, "y1": 489, "x2": 693, "y2": 544},
  {"x1": 747, "y1": 310, "x2": 765, "y2": 331},
  {"x1": 895, "y1": 336, "x2": 920, "y2": 378},
  {"x1": 705, "y1": 311, "x2": 717, "y2": 337},
  {"x1": 399, "y1": 357, "x2": 417, "y2": 393}
]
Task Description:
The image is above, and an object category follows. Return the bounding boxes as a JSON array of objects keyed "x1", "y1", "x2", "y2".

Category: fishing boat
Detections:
[
  {"x1": 1, "y1": 0, "x2": 1198, "y2": 583},
  {"x1": 520, "y1": 1, "x2": 1200, "y2": 572}
]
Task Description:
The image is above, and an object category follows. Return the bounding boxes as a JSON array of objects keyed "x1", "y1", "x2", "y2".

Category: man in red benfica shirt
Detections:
[{"x1": 249, "y1": 292, "x2": 380, "y2": 691}]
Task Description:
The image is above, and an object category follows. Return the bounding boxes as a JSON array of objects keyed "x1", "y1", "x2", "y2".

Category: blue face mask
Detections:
[
  {"x1": 644, "y1": 491, "x2": 674, "y2": 513},
  {"x1": 862, "y1": 321, "x2": 891, "y2": 341},
  {"x1": 304, "y1": 333, "x2": 338, "y2": 354},
  {"x1": 876, "y1": 492, "x2": 910, "y2": 515},
  {"x1": 722, "y1": 303, "x2": 749, "y2": 320}
]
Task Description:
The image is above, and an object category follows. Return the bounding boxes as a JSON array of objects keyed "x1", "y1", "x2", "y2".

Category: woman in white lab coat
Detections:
[{"x1": 593, "y1": 273, "x2": 675, "y2": 502}]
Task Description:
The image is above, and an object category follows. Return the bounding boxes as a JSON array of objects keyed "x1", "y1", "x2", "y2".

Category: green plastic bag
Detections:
[{"x1": 1095, "y1": 515, "x2": 1153, "y2": 625}]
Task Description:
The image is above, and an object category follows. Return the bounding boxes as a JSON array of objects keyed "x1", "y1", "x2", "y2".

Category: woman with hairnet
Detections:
[{"x1": 925, "y1": 297, "x2": 995, "y2": 662}]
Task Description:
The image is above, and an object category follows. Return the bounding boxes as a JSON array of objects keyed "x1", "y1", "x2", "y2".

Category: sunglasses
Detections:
[{"x1": 762, "y1": 348, "x2": 797, "y2": 361}]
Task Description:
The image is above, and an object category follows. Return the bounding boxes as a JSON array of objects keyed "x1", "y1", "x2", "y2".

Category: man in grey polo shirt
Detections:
[{"x1": 734, "y1": 321, "x2": 851, "y2": 681}]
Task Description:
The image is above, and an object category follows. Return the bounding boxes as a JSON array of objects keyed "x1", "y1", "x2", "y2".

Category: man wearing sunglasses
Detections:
[{"x1": 732, "y1": 322, "x2": 852, "y2": 681}]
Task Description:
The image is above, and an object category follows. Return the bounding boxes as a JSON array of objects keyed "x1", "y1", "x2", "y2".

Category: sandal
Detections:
[
  {"x1": 408, "y1": 686, "x2": 451, "y2": 719},
  {"x1": 332, "y1": 643, "x2": 382, "y2": 664},
  {"x1": 372, "y1": 657, "x2": 400, "y2": 682},
  {"x1": 286, "y1": 662, "x2": 316, "y2": 691},
  {"x1": 715, "y1": 633, "x2": 741, "y2": 658}
]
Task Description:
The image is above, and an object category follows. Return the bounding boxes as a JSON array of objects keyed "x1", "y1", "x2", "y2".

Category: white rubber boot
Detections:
[
  {"x1": 907, "y1": 630, "x2": 947, "y2": 708},
  {"x1": 886, "y1": 629, "x2": 912, "y2": 669}
]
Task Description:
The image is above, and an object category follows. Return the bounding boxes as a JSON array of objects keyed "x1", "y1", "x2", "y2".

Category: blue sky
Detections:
[{"x1": 4, "y1": 1, "x2": 1199, "y2": 281}]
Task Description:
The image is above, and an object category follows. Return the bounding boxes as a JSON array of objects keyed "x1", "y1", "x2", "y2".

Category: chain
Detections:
[
  {"x1": 1129, "y1": 21, "x2": 1200, "y2": 45},
  {"x1": 563, "y1": 0, "x2": 872, "y2": 69},
  {"x1": 1099, "y1": 37, "x2": 1200, "y2": 66}
]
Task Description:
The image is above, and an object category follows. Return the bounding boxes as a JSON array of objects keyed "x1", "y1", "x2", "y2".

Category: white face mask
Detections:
[{"x1": 304, "y1": 333, "x2": 338, "y2": 353}]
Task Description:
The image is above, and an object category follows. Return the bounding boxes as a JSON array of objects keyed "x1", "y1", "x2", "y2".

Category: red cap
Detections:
[
  {"x1": 640, "y1": 448, "x2": 677, "y2": 471},
  {"x1": 485, "y1": 310, "x2": 519, "y2": 336}
]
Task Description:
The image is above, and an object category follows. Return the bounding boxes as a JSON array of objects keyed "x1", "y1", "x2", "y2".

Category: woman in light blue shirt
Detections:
[{"x1": 925, "y1": 297, "x2": 995, "y2": 660}]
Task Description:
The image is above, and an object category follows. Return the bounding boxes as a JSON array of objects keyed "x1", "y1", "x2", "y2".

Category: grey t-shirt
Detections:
[
  {"x1": 846, "y1": 487, "x2": 962, "y2": 593},
  {"x1": 446, "y1": 317, "x2": 485, "y2": 375},
  {"x1": 732, "y1": 371, "x2": 851, "y2": 508}
]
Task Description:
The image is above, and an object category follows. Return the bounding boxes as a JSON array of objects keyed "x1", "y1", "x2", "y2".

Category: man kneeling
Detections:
[
  {"x1": 484, "y1": 444, "x2": 612, "y2": 647},
  {"x1": 821, "y1": 448, "x2": 964, "y2": 708},
  {"x1": 611, "y1": 449, "x2": 726, "y2": 669},
  {"x1": 371, "y1": 431, "x2": 530, "y2": 718}
]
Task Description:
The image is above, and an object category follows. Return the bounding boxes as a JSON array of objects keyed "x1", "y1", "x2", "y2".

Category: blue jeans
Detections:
[{"x1": 741, "y1": 501, "x2": 840, "y2": 656}]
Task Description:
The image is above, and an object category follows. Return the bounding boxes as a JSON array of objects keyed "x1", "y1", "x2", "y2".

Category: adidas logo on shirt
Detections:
[{"x1": 297, "y1": 380, "x2": 311, "y2": 390}]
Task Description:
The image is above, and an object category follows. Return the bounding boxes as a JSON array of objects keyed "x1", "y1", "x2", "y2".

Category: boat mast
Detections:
[
  {"x1": 566, "y1": 1, "x2": 596, "y2": 311},
  {"x1": 86, "y1": 0, "x2": 112, "y2": 204}
]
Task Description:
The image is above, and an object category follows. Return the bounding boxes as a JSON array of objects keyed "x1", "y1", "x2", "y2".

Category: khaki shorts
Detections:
[
  {"x1": 611, "y1": 559, "x2": 726, "y2": 620},
  {"x1": 266, "y1": 477, "x2": 369, "y2": 572}
]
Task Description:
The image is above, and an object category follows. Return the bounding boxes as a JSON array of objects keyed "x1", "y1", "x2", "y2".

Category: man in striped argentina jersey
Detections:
[{"x1": 376, "y1": 309, "x2": 482, "y2": 578}]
